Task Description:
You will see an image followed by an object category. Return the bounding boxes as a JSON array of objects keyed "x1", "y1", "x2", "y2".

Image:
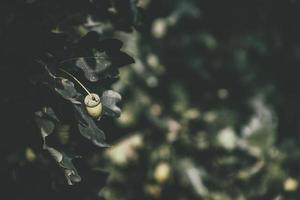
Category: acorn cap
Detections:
[{"x1": 84, "y1": 93, "x2": 100, "y2": 107}]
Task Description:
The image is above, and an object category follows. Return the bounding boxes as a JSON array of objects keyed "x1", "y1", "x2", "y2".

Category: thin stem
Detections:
[{"x1": 59, "y1": 68, "x2": 92, "y2": 96}]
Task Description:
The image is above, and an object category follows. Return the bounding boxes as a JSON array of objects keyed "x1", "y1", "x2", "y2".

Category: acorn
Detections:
[
  {"x1": 84, "y1": 93, "x2": 102, "y2": 118},
  {"x1": 59, "y1": 68, "x2": 102, "y2": 118}
]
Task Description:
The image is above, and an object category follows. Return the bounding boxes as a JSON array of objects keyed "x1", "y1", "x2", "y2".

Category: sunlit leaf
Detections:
[{"x1": 101, "y1": 90, "x2": 122, "y2": 117}]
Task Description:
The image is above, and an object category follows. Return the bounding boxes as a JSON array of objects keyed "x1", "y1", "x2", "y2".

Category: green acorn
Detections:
[
  {"x1": 60, "y1": 69, "x2": 102, "y2": 118},
  {"x1": 84, "y1": 93, "x2": 102, "y2": 118}
]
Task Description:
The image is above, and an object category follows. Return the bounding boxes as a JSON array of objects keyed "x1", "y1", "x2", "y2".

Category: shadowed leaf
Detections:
[
  {"x1": 75, "y1": 105, "x2": 109, "y2": 147},
  {"x1": 35, "y1": 107, "x2": 82, "y2": 185},
  {"x1": 59, "y1": 152, "x2": 82, "y2": 185},
  {"x1": 59, "y1": 31, "x2": 134, "y2": 82},
  {"x1": 55, "y1": 78, "x2": 82, "y2": 104},
  {"x1": 75, "y1": 53, "x2": 111, "y2": 82},
  {"x1": 34, "y1": 107, "x2": 58, "y2": 140}
]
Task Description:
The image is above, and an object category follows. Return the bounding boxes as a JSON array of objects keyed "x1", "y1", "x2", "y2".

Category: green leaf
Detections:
[
  {"x1": 34, "y1": 107, "x2": 58, "y2": 141},
  {"x1": 55, "y1": 78, "x2": 82, "y2": 104},
  {"x1": 75, "y1": 105, "x2": 109, "y2": 147},
  {"x1": 74, "y1": 53, "x2": 111, "y2": 82},
  {"x1": 101, "y1": 90, "x2": 122, "y2": 118},
  {"x1": 59, "y1": 152, "x2": 82, "y2": 185}
]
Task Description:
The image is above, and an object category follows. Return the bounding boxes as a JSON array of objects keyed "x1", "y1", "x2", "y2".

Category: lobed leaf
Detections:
[
  {"x1": 55, "y1": 78, "x2": 82, "y2": 104},
  {"x1": 35, "y1": 107, "x2": 82, "y2": 185},
  {"x1": 75, "y1": 105, "x2": 109, "y2": 147},
  {"x1": 101, "y1": 90, "x2": 122, "y2": 118}
]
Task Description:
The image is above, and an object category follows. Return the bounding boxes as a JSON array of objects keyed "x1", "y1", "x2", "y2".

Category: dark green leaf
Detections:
[
  {"x1": 59, "y1": 31, "x2": 134, "y2": 82},
  {"x1": 34, "y1": 107, "x2": 58, "y2": 138},
  {"x1": 59, "y1": 152, "x2": 82, "y2": 185},
  {"x1": 75, "y1": 105, "x2": 109, "y2": 147},
  {"x1": 55, "y1": 78, "x2": 82, "y2": 104},
  {"x1": 74, "y1": 53, "x2": 111, "y2": 82}
]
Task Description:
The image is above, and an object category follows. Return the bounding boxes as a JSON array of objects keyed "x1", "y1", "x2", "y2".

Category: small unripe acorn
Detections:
[
  {"x1": 84, "y1": 93, "x2": 102, "y2": 118},
  {"x1": 58, "y1": 69, "x2": 102, "y2": 118}
]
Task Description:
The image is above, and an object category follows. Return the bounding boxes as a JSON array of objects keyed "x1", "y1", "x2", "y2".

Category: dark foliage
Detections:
[{"x1": 0, "y1": 0, "x2": 136, "y2": 199}]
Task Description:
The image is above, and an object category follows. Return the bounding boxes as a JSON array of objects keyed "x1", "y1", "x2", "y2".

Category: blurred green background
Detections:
[{"x1": 99, "y1": 1, "x2": 300, "y2": 200}]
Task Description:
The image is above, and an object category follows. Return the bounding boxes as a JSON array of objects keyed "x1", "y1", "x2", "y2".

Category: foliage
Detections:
[{"x1": 2, "y1": 0, "x2": 300, "y2": 200}]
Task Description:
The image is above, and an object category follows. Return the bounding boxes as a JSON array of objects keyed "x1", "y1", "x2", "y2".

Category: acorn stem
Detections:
[{"x1": 59, "y1": 68, "x2": 92, "y2": 97}]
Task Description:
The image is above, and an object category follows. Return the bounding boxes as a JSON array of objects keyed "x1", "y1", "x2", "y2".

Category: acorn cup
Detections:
[{"x1": 84, "y1": 93, "x2": 102, "y2": 118}]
